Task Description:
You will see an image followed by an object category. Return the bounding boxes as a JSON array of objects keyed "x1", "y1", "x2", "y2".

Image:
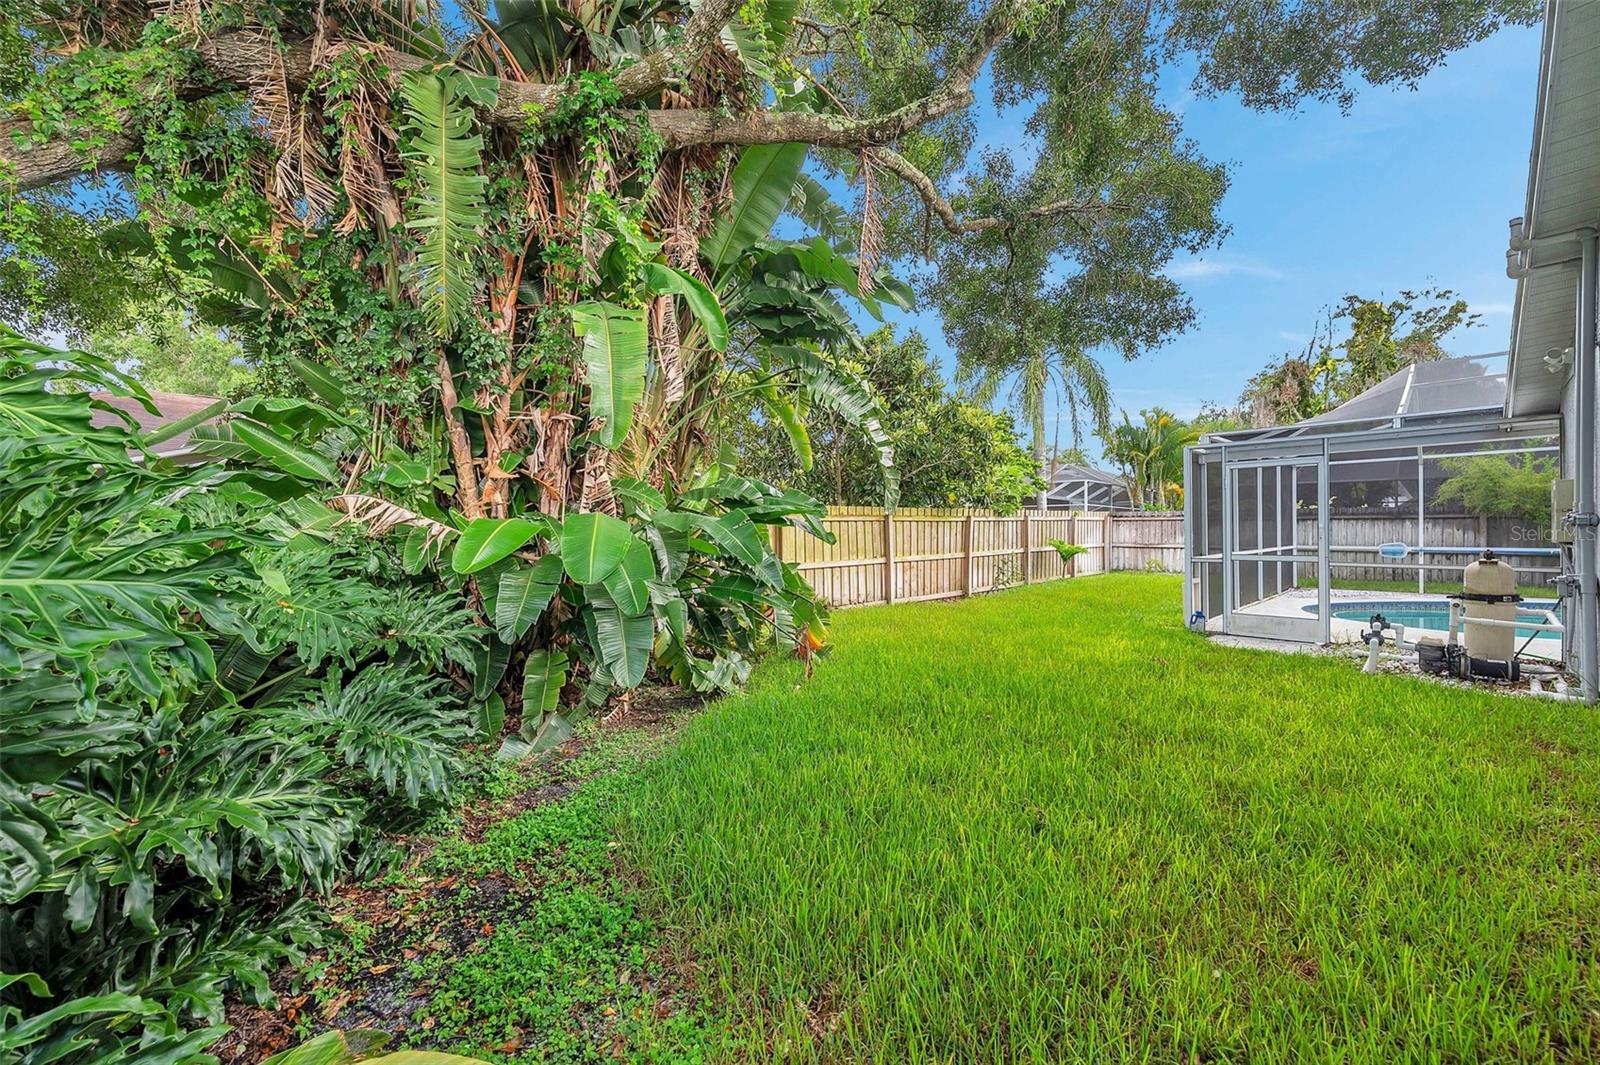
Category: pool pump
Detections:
[
  {"x1": 1360, "y1": 607, "x2": 1519, "y2": 683},
  {"x1": 1359, "y1": 549, "x2": 1573, "y2": 691}
]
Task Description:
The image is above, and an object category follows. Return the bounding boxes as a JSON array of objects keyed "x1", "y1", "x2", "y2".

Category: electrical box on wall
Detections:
[{"x1": 1552, "y1": 478, "x2": 1576, "y2": 544}]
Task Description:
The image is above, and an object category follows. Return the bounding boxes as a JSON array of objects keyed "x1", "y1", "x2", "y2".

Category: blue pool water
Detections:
[{"x1": 1303, "y1": 599, "x2": 1556, "y2": 640}]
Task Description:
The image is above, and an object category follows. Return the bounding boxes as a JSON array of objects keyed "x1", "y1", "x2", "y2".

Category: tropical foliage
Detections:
[
  {"x1": 1234, "y1": 287, "x2": 1482, "y2": 427},
  {"x1": 730, "y1": 328, "x2": 1043, "y2": 511},
  {"x1": 0, "y1": 0, "x2": 1545, "y2": 1057},
  {"x1": 0, "y1": 328, "x2": 479, "y2": 1063},
  {"x1": 1433, "y1": 453, "x2": 1558, "y2": 525},
  {"x1": 1101, "y1": 408, "x2": 1199, "y2": 511}
]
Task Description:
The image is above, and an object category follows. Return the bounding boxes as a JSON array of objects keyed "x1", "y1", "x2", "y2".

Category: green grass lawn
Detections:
[{"x1": 620, "y1": 574, "x2": 1600, "y2": 1063}]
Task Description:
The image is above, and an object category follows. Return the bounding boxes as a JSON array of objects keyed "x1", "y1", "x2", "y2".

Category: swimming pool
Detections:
[{"x1": 1302, "y1": 599, "x2": 1558, "y2": 640}]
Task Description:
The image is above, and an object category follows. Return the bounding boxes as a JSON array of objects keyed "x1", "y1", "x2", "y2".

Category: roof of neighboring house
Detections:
[
  {"x1": 89, "y1": 390, "x2": 222, "y2": 456},
  {"x1": 1048, "y1": 463, "x2": 1127, "y2": 488},
  {"x1": 1295, "y1": 352, "x2": 1508, "y2": 428},
  {"x1": 1506, "y1": 0, "x2": 1600, "y2": 417}
]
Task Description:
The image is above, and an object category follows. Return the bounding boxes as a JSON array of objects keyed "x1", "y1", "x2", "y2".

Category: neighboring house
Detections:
[
  {"x1": 1044, "y1": 463, "x2": 1137, "y2": 512},
  {"x1": 89, "y1": 390, "x2": 222, "y2": 461}
]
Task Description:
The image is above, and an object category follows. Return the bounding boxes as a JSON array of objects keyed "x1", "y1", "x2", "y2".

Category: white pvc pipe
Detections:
[
  {"x1": 1455, "y1": 615, "x2": 1564, "y2": 633},
  {"x1": 1447, "y1": 599, "x2": 1564, "y2": 636}
]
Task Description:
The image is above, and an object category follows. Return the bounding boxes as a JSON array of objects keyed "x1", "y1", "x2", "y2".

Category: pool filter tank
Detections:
[{"x1": 1462, "y1": 550, "x2": 1517, "y2": 663}]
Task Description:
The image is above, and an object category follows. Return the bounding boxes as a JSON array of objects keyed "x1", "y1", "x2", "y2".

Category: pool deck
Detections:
[{"x1": 1213, "y1": 587, "x2": 1564, "y2": 660}]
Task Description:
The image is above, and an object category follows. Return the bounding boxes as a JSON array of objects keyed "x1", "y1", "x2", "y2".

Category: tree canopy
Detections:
[
  {"x1": 1232, "y1": 286, "x2": 1484, "y2": 427},
  {"x1": 731, "y1": 327, "x2": 1042, "y2": 511}
]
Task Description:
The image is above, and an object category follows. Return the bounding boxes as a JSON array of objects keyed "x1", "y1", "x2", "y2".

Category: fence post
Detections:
[
  {"x1": 1104, "y1": 512, "x2": 1114, "y2": 572},
  {"x1": 1021, "y1": 511, "x2": 1032, "y2": 583},
  {"x1": 963, "y1": 512, "x2": 975, "y2": 597},
  {"x1": 772, "y1": 521, "x2": 784, "y2": 564},
  {"x1": 882, "y1": 511, "x2": 895, "y2": 605}
]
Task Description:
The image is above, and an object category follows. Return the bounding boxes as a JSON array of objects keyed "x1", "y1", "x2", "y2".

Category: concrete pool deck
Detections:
[{"x1": 1211, "y1": 587, "x2": 1565, "y2": 660}]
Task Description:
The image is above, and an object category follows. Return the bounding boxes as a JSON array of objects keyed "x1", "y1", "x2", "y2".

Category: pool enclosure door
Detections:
[{"x1": 1220, "y1": 454, "x2": 1329, "y2": 642}]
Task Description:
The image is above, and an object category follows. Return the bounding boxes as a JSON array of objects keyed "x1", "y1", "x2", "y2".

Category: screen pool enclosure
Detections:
[{"x1": 1182, "y1": 353, "x2": 1566, "y2": 653}]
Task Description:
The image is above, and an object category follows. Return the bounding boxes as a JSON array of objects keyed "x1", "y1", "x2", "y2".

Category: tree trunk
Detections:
[{"x1": 1032, "y1": 394, "x2": 1048, "y2": 511}]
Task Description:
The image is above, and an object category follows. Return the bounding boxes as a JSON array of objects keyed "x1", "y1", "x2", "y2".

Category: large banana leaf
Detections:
[
  {"x1": 765, "y1": 344, "x2": 899, "y2": 509},
  {"x1": 591, "y1": 605, "x2": 652, "y2": 688},
  {"x1": 572, "y1": 301, "x2": 648, "y2": 448},
  {"x1": 452, "y1": 517, "x2": 547, "y2": 574},
  {"x1": 520, "y1": 648, "x2": 568, "y2": 716},
  {"x1": 494, "y1": 554, "x2": 563, "y2": 641},
  {"x1": 698, "y1": 509, "x2": 784, "y2": 588},
  {"x1": 399, "y1": 71, "x2": 493, "y2": 336},
  {"x1": 491, "y1": 0, "x2": 582, "y2": 80},
  {"x1": 642, "y1": 263, "x2": 729, "y2": 351},
  {"x1": 755, "y1": 379, "x2": 813, "y2": 471},
  {"x1": 231, "y1": 418, "x2": 341, "y2": 482},
  {"x1": 702, "y1": 142, "x2": 809, "y2": 282},
  {"x1": 559, "y1": 511, "x2": 633, "y2": 584},
  {"x1": 599, "y1": 536, "x2": 656, "y2": 615}
]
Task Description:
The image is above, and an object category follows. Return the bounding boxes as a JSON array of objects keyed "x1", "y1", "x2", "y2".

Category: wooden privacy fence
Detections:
[
  {"x1": 1297, "y1": 515, "x2": 1561, "y2": 587},
  {"x1": 774, "y1": 507, "x2": 1184, "y2": 608}
]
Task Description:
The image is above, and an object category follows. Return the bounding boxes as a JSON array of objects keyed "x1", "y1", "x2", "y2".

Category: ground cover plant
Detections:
[
  {"x1": 213, "y1": 701, "x2": 728, "y2": 1065},
  {"x1": 620, "y1": 575, "x2": 1600, "y2": 1063}
]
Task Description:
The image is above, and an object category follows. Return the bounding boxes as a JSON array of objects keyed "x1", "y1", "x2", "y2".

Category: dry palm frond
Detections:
[
  {"x1": 857, "y1": 149, "x2": 883, "y2": 292},
  {"x1": 150, "y1": 0, "x2": 203, "y2": 35},
  {"x1": 332, "y1": 69, "x2": 401, "y2": 233},
  {"x1": 578, "y1": 447, "x2": 618, "y2": 515},
  {"x1": 244, "y1": 31, "x2": 338, "y2": 227},
  {"x1": 652, "y1": 295, "x2": 685, "y2": 404},
  {"x1": 328, "y1": 493, "x2": 456, "y2": 550},
  {"x1": 535, "y1": 413, "x2": 575, "y2": 516},
  {"x1": 293, "y1": 107, "x2": 339, "y2": 223}
]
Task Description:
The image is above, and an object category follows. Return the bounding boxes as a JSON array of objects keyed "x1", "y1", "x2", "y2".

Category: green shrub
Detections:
[{"x1": 0, "y1": 328, "x2": 476, "y2": 1061}]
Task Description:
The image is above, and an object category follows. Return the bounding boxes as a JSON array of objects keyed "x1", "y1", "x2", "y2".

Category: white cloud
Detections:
[{"x1": 1164, "y1": 256, "x2": 1284, "y2": 281}]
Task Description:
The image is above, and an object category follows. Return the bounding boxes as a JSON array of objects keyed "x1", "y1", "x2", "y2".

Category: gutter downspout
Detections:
[{"x1": 1574, "y1": 227, "x2": 1599, "y2": 704}]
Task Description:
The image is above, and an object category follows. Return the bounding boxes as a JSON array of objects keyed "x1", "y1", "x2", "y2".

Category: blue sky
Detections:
[{"x1": 878, "y1": 22, "x2": 1544, "y2": 464}]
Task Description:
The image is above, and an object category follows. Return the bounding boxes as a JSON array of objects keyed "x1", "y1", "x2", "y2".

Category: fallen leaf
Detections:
[
  {"x1": 369, "y1": 964, "x2": 393, "y2": 974},
  {"x1": 321, "y1": 993, "x2": 351, "y2": 1021}
]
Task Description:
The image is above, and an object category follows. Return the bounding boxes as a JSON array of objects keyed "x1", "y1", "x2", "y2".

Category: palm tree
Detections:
[
  {"x1": 965, "y1": 342, "x2": 1112, "y2": 510},
  {"x1": 1103, "y1": 408, "x2": 1196, "y2": 510}
]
